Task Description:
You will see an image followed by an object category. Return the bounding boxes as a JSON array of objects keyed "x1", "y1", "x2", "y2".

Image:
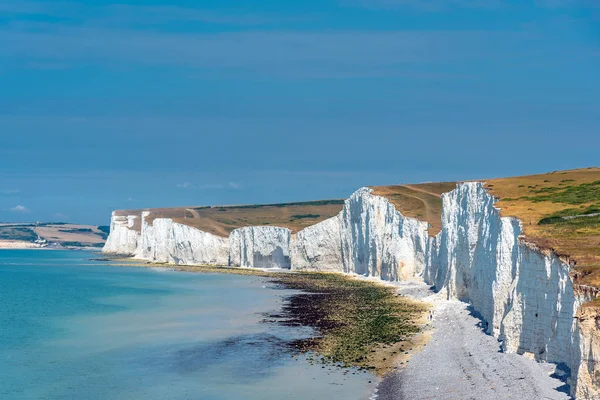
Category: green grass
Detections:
[
  {"x1": 539, "y1": 215, "x2": 600, "y2": 228},
  {"x1": 290, "y1": 214, "x2": 321, "y2": 220},
  {"x1": 274, "y1": 273, "x2": 426, "y2": 368},
  {"x1": 61, "y1": 241, "x2": 105, "y2": 248},
  {"x1": 538, "y1": 204, "x2": 600, "y2": 225},
  {"x1": 523, "y1": 180, "x2": 600, "y2": 205},
  {"x1": 228, "y1": 199, "x2": 345, "y2": 209},
  {"x1": 0, "y1": 226, "x2": 37, "y2": 241},
  {"x1": 58, "y1": 228, "x2": 95, "y2": 234}
]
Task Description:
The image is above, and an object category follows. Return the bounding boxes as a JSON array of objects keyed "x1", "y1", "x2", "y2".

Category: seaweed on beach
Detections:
[
  {"x1": 267, "y1": 272, "x2": 427, "y2": 373},
  {"x1": 106, "y1": 261, "x2": 428, "y2": 375}
]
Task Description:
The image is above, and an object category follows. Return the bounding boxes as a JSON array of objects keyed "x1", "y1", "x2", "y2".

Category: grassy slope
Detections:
[
  {"x1": 115, "y1": 167, "x2": 599, "y2": 286},
  {"x1": 372, "y1": 168, "x2": 600, "y2": 287},
  {"x1": 370, "y1": 182, "x2": 457, "y2": 235},
  {"x1": 486, "y1": 167, "x2": 600, "y2": 286},
  {"x1": 117, "y1": 200, "x2": 345, "y2": 237}
]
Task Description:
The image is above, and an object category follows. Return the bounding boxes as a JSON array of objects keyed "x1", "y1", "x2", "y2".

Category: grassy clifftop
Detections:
[
  {"x1": 115, "y1": 167, "x2": 600, "y2": 286},
  {"x1": 370, "y1": 182, "x2": 457, "y2": 235},
  {"x1": 372, "y1": 167, "x2": 600, "y2": 287},
  {"x1": 486, "y1": 167, "x2": 600, "y2": 286},
  {"x1": 116, "y1": 199, "x2": 345, "y2": 237}
]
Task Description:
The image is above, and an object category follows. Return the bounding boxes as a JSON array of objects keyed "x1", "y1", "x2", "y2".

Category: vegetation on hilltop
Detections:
[
  {"x1": 0, "y1": 225, "x2": 38, "y2": 242},
  {"x1": 373, "y1": 168, "x2": 600, "y2": 288},
  {"x1": 112, "y1": 168, "x2": 600, "y2": 287},
  {"x1": 486, "y1": 168, "x2": 600, "y2": 286},
  {"x1": 370, "y1": 182, "x2": 457, "y2": 235},
  {"x1": 0, "y1": 223, "x2": 108, "y2": 247},
  {"x1": 120, "y1": 199, "x2": 346, "y2": 237}
]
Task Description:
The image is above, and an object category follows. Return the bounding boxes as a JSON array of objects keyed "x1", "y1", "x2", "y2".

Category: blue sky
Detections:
[{"x1": 1, "y1": 0, "x2": 599, "y2": 225}]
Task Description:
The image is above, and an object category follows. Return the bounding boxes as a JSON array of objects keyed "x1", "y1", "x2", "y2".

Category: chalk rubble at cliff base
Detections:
[{"x1": 103, "y1": 183, "x2": 600, "y2": 399}]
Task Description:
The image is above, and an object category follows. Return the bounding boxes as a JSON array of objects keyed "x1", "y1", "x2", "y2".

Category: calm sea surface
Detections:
[{"x1": 0, "y1": 250, "x2": 375, "y2": 400}]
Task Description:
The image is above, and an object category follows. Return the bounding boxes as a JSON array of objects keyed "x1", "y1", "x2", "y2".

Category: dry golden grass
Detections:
[
  {"x1": 485, "y1": 167, "x2": 600, "y2": 286},
  {"x1": 0, "y1": 223, "x2": 106, "y2": 247},
  {"x1": 116, "y1": 200, "x2": 345, "y2": 237},
  {"x1": 371, "y1": 182, "x2": 457, "y2": 235},
  {"x1": 373, "y1": 170, "x2": 600, "y2": 287},
  {"x1": 34, "y1": 224, "x2": 106, "y2": 245}
]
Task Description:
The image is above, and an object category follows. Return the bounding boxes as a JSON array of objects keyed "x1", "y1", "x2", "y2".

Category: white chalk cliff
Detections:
[
  {"x1": 102, "y1": 183, "x2": 599, "y2": 398},
  {"x1": 424, "y1": 183, "x2": 594, "y2": 397},
  {"x1": 229, "y1": 226, "x2": 291, "y2": 268},
  {"x1": 102, "y1": 212, "x2": 140, "y2": 255},
  {"x1": 291, "y1": 187, "x2": 429, "y2": 280},
  {"x1": 135, "y1": 212, "x2": 229, "y2": 265}
]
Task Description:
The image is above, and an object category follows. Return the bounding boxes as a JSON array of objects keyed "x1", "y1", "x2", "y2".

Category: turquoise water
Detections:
[{"x1": 0, "y1": 250, "x2": 375, "y2": 400}]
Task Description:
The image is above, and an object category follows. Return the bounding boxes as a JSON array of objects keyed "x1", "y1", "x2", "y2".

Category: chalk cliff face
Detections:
[
  {"x1": 340, "y1": 188, "x2": 429, "y2": 280},
  {"x1": 102, "y1": 212, "x2": 140, "y2": 255},
  {"x1": 229, "y1": 226, "x2": 291, "y2": 268},
  {"x1": 102, "y1": 183, "x2": 599, "y2": 398},
  {"x1": 291, "y1": 188, "x2": 429, "y2": 279},
  {"x1": 576, "y1": 305, "x2": 600, "y2": 399},
  {"x1": 291, "y1": 215, "x2": 343, "y2": 272},
  {"x1": 135, "y1": 212, "x2": 229, "y2": 265},
  {"x1": 424, "y1": 183, "x2": 587, "y2": 384}
]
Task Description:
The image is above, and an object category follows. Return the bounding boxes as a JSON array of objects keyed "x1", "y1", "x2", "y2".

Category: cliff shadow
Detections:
[{"x1": 466, "y1": 304, "x2": 573, "y2": 398}]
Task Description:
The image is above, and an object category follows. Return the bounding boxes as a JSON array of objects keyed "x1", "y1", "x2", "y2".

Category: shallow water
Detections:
[{"x1": 0, "y1": 250, "x2": 376, "y2": 400}]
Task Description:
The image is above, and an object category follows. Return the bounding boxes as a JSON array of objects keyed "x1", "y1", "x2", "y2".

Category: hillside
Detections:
[
  {"x1": 0, "y1": 223, "x2": 109, "y2": 248},
  {"x1": 486, "y1": 167, "x2": 600, "y2": 286},
  {"x1": 370, "y1": 182, "x2": 458, "y2": 235},
  {"x1": 115, "y1": 199, "x2": 345, "y2": 238}
]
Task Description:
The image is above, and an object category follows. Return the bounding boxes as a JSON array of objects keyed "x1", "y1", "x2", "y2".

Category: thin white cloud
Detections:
[
  {"x1": 10, "y1": 205, "x2": 29, "y2": 213},
  {"x1": 534, "y1": 0, "x2": 600, "y2": 8},
  {"x1": 105, "y1": 4, "x2": 314, "y2": 26},
  {"x1": 0, "y1": 0, "x2": 593, "y2": 81},
  {"x1": 0, "y1": 27, "x2": 525, "y2": 79},
  {"x1": 343, "y1": 0, "x2": 597, "y2": 10},
  {"x1": 342, "y1": 0, "x2": 506, "y2": 10},
  {"x1": 0, "y1": 1, "x2": 311, "y2": 26},
  {"x1": 177, "y1": 182, "x2": 240, "y2": 190},
  {"x1": 1, "y1": 189, "x2": 20, "y2": 195},
  {"x1": 52, "y1": 212, "x2": 68, "y2": 220}
]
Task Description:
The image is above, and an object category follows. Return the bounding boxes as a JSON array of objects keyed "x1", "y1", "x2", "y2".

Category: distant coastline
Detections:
[
  {"x1": 0, "y1": 223, "x2": 108, "y2": 250},
  {"x1": 0, "y1": 240, "x2": 45, "y2": 249}
]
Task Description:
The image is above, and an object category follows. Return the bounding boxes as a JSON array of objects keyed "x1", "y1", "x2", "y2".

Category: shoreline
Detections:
[
  {"x1": 0, "y1": 244, "x2": 103, "y2": 251},
  {"x1": 89, "y1": 255, "x2": 574, "y2": 399},
  {"x1": 101, "y1": 257, "x2": 431, "y2": 377},
  {"x1": 376, "y1": 282, "x2": 573, "y2": 400},
  {"x1": 0, "y1": 241, "x2": 45, "y2": 249}
]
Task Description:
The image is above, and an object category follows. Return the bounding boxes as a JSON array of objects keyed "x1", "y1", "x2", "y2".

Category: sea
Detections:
[{"x1": 0, "y1": 250, "x2": 376, "y2": 400}]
